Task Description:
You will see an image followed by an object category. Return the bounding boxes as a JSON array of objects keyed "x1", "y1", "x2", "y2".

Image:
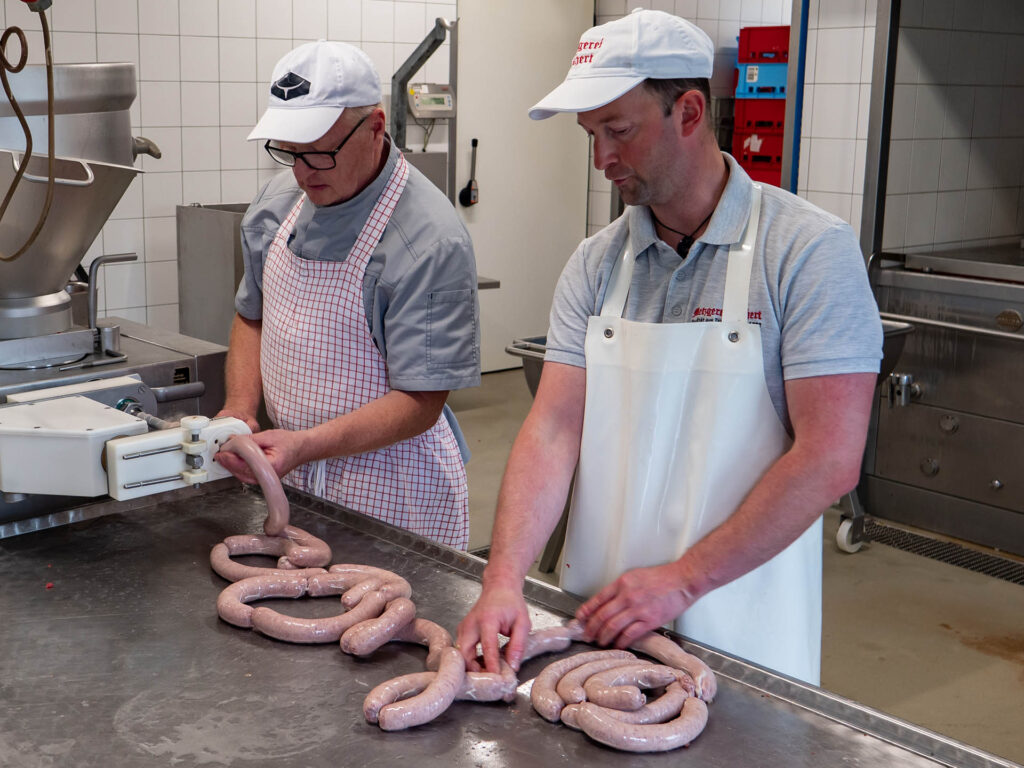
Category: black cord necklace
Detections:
[{"x1": 651, "y1": 208, "x2": 714, "y2": 258}]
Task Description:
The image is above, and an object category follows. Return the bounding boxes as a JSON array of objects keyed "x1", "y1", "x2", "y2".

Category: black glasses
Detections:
[{"x1": 264, "y1": 113, "x2": 370, "y2": 170}]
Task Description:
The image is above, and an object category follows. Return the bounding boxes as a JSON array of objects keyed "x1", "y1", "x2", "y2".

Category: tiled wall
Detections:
[
  {"x1": 1, "y1": 0, "x2": 454, "y2": 333},
  {"x1": 881, "y1": 0, "x2": 1024, "y2": 252},
  {"x1": 588, "y1": 0, "x2": 792, "y2": 235},
  {"x1": 796, "y1": 0, "x2": 876, "y2": 236}
]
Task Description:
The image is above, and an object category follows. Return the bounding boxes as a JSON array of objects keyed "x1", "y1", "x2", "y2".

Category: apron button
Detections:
[
  {"x1": 728, "y1": 331, "x2": 740, "y2": 342},
  {"x1": 603, "y1": 328, "x2": 614, "y2": 338}
]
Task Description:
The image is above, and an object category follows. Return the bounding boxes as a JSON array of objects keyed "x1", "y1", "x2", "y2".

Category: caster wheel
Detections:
[{"x1": 836, "y1": 518, "x2": 863, "y2": 554}]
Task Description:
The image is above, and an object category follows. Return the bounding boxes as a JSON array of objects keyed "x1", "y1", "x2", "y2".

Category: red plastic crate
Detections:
[
  {"x1": 745, "y1": 166, "x2": 783, "y2": 186},
  {"x1": 734, "y1": 98, "x2": 786, "y2": 134},
  {"x1": 732, "y1": 130, "x2": 785, "y2": 169},
  {"x1": 738, "y1": 25, "x2": 790, "y2": 63}
]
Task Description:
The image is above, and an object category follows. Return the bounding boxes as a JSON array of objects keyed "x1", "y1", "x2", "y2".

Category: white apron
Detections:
[
  {"x1": 560, "y1": 185, "x2": 823, "y2": 684},
  {"x1": 259, "y1": 154, "x2": 470, "y2": 550}
]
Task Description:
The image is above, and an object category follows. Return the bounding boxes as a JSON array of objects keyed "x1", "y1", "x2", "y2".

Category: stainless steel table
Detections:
[{"x1": 1, "y1": 485, "x2": 1017, "y2": 767}]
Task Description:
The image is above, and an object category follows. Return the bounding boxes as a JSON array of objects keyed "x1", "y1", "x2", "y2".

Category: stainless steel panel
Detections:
[
  {"x1": 875, "y1": 401, "x2": 1024, "y2": 511},
  {"x1": 0, "y1": 63, "x2": 136, "y2": 167},
  {"x1": 1, "y1": 484, "x2": 1016, "y2": 768},
  {"x1": 862, "y1": 476, "x2": 1024, "y2": 557},
  {"x1": 176, "y1": 203, "x2": 247, "y2": 346},
  {"x1": 404, "y1": 149, "x2": 448, "y2": 196},
  {"x1": 874, "y1": 270, "x2": 1024, "y2": 423},
  {"x1": 904, "y1": 244, "x2": 1024, "y2": 284}
]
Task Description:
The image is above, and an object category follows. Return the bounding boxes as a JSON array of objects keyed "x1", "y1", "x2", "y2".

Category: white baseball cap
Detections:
[
  {"x1": 528, "y1": 9, "x2": 714, "y2": 120},
  {"x1": 248, "y1": 40, "x2": 382, "y2": 144}
]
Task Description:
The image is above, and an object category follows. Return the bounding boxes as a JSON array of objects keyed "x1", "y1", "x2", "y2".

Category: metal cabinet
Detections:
[{"x1": 176, "y1": 203, "x2": 247, "y2": 347}]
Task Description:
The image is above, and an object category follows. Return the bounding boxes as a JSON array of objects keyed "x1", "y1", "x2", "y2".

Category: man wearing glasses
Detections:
[{"x1": 215, "y1": 41, "x2": 479, "y2": 550}]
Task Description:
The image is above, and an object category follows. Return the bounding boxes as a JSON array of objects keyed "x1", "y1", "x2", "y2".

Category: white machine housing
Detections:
[{"x1": 0, "y1": 377, "x2": 250, "y2": 501}]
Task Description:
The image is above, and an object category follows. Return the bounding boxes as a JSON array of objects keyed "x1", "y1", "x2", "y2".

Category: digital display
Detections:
[{"x1": 421, "y1": 95, "x2": 449, "y2": 106}]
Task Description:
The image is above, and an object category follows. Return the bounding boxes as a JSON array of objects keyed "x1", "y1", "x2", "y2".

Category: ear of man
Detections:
[{"x1": 673, "y1": 90, "x2": 708, "y2": 139}]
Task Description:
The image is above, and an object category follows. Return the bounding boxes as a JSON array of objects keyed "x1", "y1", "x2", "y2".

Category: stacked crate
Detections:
[{"x1": 732, "y1": 25, "x2": 789, "y2": 186}]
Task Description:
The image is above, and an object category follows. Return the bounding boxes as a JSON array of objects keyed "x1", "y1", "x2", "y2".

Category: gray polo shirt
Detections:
[{"x1": 546, "y1": 154, "x2": 882, "y2": 432}]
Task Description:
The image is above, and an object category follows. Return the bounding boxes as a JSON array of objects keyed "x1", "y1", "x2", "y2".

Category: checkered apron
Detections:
[{"x1": 260, "y1": 155, "x2": 469, "y2": 549}]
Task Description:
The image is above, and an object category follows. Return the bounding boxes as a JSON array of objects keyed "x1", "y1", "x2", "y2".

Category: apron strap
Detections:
[
  {"x1": 600, "y1": 239, "x2": 635, "y2": 318},
  {"x1": 721, "y1": 183, "x2": 762, "y2": 324},
  {"x1": 599, "y1": 183, "x2": 762, "y2": 322}
]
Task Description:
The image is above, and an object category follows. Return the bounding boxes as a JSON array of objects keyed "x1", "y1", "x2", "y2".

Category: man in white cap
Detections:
[
  {"x1": 215, "y1": 41, "x2": 479, "y2": 550},
  {"x1": 457, "y1": 9, "x2": 881, "y2": 683}
]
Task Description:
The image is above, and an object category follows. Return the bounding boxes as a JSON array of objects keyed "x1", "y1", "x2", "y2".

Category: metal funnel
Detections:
[{"x1": 0, "y1": 63, "x2": 144, "y2": 341}]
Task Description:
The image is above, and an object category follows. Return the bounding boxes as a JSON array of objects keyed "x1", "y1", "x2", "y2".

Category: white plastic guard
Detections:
[{"x1": 105, "y1": 416, "x2": 252, "y2": 500}]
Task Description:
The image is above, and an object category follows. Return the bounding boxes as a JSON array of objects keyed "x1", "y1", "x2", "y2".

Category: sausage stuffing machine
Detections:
[
  {"x1": 1, "y1": 483, "x2": 1019, "y2": 768},
  {"x1": 0, "y1": 41, "x2": 245, "y2": 534}
]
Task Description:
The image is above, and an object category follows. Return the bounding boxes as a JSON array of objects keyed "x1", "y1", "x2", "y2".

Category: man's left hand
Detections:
[
  {"x1": 575, "y1": 562, "x2": 695, "y2": 648},
  {"x1": 214, "y1": 429, "x2": 309, "y2": 482}
]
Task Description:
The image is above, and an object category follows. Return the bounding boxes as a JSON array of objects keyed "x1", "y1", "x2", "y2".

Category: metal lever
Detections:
[{"x1": 888, "y1": 371, "x2": 921, "y2": 407}]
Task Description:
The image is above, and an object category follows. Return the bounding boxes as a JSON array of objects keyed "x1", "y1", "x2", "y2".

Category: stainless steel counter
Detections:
[{"x1": 1, "y1": 485, "x2": 1017, "y2": 767}]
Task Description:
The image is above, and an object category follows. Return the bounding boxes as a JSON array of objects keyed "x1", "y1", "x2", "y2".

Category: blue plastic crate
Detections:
[{"x1": 735, "y1": 62, "x2": 788, "y2": 99}]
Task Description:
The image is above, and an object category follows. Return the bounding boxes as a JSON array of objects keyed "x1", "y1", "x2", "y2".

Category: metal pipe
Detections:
[
  {"x1": 86, "y1": 252, "x2": 137, "y2": 329},
  {"x1": 390, "y1": 17, "x2": 452, "y2": 151},
  {"x1": 879, "y1": 311, "x2": 1024, "y2": 343}
]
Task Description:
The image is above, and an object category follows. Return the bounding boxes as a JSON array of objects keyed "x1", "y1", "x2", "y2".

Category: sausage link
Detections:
[
  {"x1": 210, "y1": 526, "x2": 330, "y2": 583},
  {"x1": 521, "y1": 620, "x2": 585, "y2": 662},
  {"x1": 530, "y1": 649, "x2": 635, "y2": 723},
  {"x1": 560, "y1": 703, "x2": 585, "y2": 730},
  {"x1": 459, "y1": 660, "x2": 518, "y2": 703},
  {"x1": 575, "y1": 697, "x2": 709, "y2": 752},
  {"x1": 588, "y1": 681, "x2": 690, "y2": 725},
  {"x1": 215, "y1": 574, "x2": 308, "y2": 628},
  {"x1": 327, "y1": 564, "x2": 412, "y2": 606},
  {"x1": 377, "y1": 647, "x2": 467, "y2": 731},
  {"x1": 218, "y1": 434, "x2": 290, "y2": 536},
  {"x1": 339, "y1": 597, "x2": 417, "y2": 656},
  {"x1": 555, "y1": 656, "x2": 642, "y2": 705},
  {"x1": 630, "y1": 633, "x2": 717, "y2": 702},
  {"x1": 250, "y1": 591, "x2": 387, "y2": 644},
  {"x1": 583, "y1": 663, "x2": 678, "y2": 711},
  {"x1": 363, "y1": 672, "x2": 434, "y2": 724},
  {"x1": 391, "y1": 618, "x2": 454, "y2": 671},
  {"x1": 364, "y1": 659, "x2": 517, "y2": 726},
  {"x1": 274, "y1": 525, "x2": 332, "y2": 569}
]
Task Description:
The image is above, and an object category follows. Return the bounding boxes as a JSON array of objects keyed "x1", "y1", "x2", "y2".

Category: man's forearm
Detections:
[
  {"x1": 300, "y1": 389, "x2": 450, "y2": 463},
  {"x1": 674, "y1": 372, "x2": 876, "y2": 602},
  {"x1": 223, "y1": 313, "x2": 263, "y2": 417}
]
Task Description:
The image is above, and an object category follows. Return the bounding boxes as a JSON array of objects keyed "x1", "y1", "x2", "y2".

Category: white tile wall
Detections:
[
  {"x1": 882, "y1": 12, "x2": 1024, "y2": 250},
  {"x1": 1, "y1": 0, "x2": 451, "y2": 330}
]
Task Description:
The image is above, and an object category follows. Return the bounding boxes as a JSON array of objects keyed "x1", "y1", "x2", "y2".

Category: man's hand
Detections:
[
  {"x1": 215, "y1": 407, "x2": 261, "y2": 434},
  {"x1": 575, "y1": 561, "x2": 695, "y2": 649},
  {"x1": 214, "y1": 428, "x2": 309, "y2": 483},
  {"x1": 456, "y1": 583, "x2": 531, "y2": 674}
]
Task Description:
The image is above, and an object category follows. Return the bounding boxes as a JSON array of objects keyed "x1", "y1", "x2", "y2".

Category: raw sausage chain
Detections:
[{"x1": 209, "y1": 435, "x2": 716, "y2": 751}]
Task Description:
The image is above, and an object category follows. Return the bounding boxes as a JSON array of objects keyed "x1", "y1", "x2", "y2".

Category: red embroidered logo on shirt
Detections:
[{"x1": 691, "y1": 307, "x2": 763, "y2": 323}]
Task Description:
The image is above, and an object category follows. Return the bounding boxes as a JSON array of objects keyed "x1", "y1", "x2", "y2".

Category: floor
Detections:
[{"x1": 449, "y1": 369, "x2": 1024, "y2": 766}]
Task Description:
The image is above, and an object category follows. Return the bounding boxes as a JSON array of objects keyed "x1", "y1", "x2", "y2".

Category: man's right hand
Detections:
[
  {"x1": 216, "y1": 407, "x2": 261, "y2": 434},
  {"x1": 456, "y1": 583, "x2": 531, "y2": 674}
]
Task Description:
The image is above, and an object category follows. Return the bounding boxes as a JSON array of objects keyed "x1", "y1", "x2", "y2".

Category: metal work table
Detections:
[{"x1": 1, "y1": 486, "x2": 1017, "y2": 767}]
